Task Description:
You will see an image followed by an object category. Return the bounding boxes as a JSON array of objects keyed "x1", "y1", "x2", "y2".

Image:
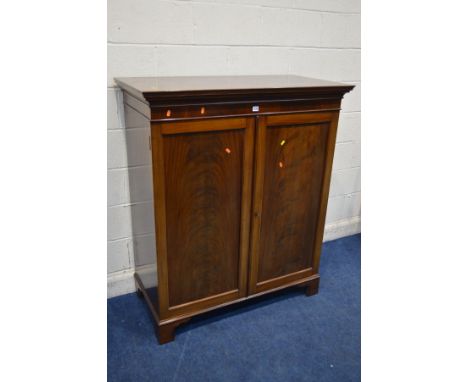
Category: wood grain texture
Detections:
[
  {"x1": 151, "y1": 99, "x2": 341, "y2": 121},
  {"x1": 115, "y1": 75, "x2": 354, "y2": 106},
  {"x1": 163, "y1": 122, "x2": 246, "y2": 307},
  {"x1": 248, "y1": 112, "x2": 335, "y2": 294},
  {"x1": 161, "y1": 117, "x2": 247, "y2": 134},
  {"x1": 258, "y1": 122, "x2": 328, "y2": 281}
]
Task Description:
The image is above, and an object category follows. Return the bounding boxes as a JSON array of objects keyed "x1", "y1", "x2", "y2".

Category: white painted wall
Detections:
[{"x1": 107, "y1": 0, "x2": 361, "y2": 297}]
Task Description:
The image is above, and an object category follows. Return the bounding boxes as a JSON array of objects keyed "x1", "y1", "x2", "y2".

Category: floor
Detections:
[{"x1": 108, "y1": 234, "x2": 360, "y2": 382}]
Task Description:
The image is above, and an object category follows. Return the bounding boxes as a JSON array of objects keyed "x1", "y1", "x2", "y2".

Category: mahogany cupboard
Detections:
[{"x1": 115, "y1": 75, "x2": 354, "y2": 344}]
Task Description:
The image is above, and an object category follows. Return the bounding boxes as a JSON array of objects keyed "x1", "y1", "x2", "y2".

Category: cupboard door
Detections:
[
  {"x1": 152, "y1": 117, "x2": 254, "y2": 318},
  {"x1": 248, "y1": 112, "x2": 339, "y2": 294}
]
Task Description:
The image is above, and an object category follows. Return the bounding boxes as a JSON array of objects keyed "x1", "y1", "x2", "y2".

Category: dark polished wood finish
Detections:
[
  {"x1": 248, "y1": 112, "x2": 337, "y2": 295},
  {"x1": 162, "y1": 118, "x2": 253, "y2": 308},
  {"x1": 115, "y1": 75, "x2": 353, "y2": 106},
  {"x1": 116, "y1": 75, "x2": 353, "y2": 344},
  {"x1": 258, "y1": 117, "x2": 328, "y2": 285}
]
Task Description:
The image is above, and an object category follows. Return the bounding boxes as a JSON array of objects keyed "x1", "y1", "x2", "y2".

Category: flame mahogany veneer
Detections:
[{"x1": 116, "y1": 75, "x2": 354, "y2": 344}]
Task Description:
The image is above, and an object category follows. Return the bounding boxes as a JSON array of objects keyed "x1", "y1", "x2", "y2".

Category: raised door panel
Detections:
[
  {"x1": 249, "y1": 112, "x2": 339, "y2": 294},
  {"x1": 152, "y1": 117, "x2": 254, "y2": 318}
]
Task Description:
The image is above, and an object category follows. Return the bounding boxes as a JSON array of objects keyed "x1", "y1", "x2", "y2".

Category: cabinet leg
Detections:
[
  {"x1": 156, "y1": 318, "x2": 191, "y2": 345},
  {"x1": 305, "y1": 278, "x2": 320, "y2": 297}
]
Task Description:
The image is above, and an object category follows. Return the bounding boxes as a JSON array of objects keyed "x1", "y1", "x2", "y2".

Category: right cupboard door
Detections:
[{"x1": 248, "y1": 112, "x2": 339, "y2": 294}]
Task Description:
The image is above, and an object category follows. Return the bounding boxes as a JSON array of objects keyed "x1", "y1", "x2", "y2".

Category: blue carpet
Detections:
[{"x1": 108, "y1": 234, "x2": 360, "y2": 382}]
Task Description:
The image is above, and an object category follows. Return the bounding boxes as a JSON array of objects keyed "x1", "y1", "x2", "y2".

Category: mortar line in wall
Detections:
[
  {"x1": 109, "y1": 232, "x2": 154, "y2": 243},
  {"x1": 108, "y1": 164, "x2": 152, "y2": 171},
  {"x1": 168, "y1": 0, "x2": 360, "y2": 16},
  {"x1": 335, "y1": 141, "x2": 354, "y2": 146},
  {"x1": 108, "y1": 200, "x2": 153, "y2": 209},
  {"x1": 108, "y1": 237, "x2": 129, "y2": 244},
  {"x1": 133, "y1": 233, "x2": 155, "y2": 239},
  {"x1": 107, "y1": 41, "x2": 360, "y2": 50},
  {"x1": 107, "y1": 232, "x2": 155, "y2": 244},
  {"x1": 108, "y1": 126, "x2": 149, "y2": 132},
  {"x1": 332, "y1": 166, "x2": 361, "y2": 173},
  {"x1": 329, "y1": 191, "x2": 361, "y2": 200},
  {"x1": 335, "y1": 140, "x2": 356, "y2": 145},
  {"x1": 107, "y1": 267, "x2": 134, "y2": 276}
]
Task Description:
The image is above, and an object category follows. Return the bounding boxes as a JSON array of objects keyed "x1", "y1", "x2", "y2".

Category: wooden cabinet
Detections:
[{"x1": 115, "y1": 75, "x2": 353, "y2": 344}]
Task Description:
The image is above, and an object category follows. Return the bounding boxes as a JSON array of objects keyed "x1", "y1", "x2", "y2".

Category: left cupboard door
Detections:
[{"x1": 151, "y1": 117, "x2": 254, "y2": 319}]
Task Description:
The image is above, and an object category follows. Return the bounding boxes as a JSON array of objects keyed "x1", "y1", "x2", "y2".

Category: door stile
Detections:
[
  {"x1": 238, "y1": 118, "x2": 255, "y2": 297},
  {"x1": 311, "y1": 112, "x2": 340, "y2": 271},
  {"x1": 150, "y1": 122, "x2": 171, "y2": 319},
  {"x1": 247, "y1": 116, "x2": 266, "y2": 295}
]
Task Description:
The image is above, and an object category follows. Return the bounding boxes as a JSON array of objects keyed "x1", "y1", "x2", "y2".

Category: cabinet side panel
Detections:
[
  {"x1": 163, "y1": 129, "x2": 244, "y2": 307},
  {"x1": 258, "y1": 123, "x2": 329, "y2": 282},
  {"x1": 122, "y1": 104, "x2": 158, "y2": 290}
]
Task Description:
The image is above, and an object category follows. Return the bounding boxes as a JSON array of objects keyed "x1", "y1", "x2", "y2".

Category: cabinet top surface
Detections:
[
  {"x1": 114, "y1": 75, "x2": 354, "y2": 103},
  {"x1": 115, "y1": 75, "x2": 348, "y2": 93}
]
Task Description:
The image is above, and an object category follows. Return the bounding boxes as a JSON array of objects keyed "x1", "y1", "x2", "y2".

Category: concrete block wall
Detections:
[{"x1": 107, "y1": 0, "x2": 361, "y2": 297}]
